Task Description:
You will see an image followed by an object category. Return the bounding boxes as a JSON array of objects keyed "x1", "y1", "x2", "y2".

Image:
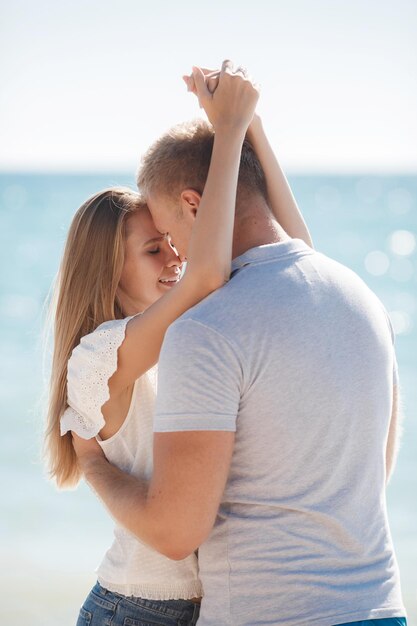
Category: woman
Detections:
[{"x1": 44, "y1": 63, "x2": 312, "y2": 626}]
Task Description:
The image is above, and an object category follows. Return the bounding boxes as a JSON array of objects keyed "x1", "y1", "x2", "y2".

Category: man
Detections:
[{"x1": 75, "y1": 68, "x2": 406, "y2": 625}]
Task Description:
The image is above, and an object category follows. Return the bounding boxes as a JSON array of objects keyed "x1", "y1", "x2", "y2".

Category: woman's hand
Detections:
[
  {"x1": 183, "y1": 67, "x2": 220, "y2": 95},
  {"x1": 184, "y1": 60, "x2": 260, "y2": 135},
  {"x1": 184, "y1": 67, "x2": 264, "y2": 140}
]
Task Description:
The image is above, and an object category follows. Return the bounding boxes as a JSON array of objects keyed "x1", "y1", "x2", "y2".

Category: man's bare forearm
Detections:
[
  {"x1": 73, "y1": 428, "x2": 235, "y2": 561},
  {"x1": 80, "y1": 455, "x2": 150, "y2": 539}
]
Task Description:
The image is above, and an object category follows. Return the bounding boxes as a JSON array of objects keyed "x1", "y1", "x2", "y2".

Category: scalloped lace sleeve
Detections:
[{"x1": 60, "y1": 315, "x2": 137, "y2": 439}]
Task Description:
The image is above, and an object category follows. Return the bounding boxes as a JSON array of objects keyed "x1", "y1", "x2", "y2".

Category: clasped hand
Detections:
[{"x1": 183, "y1": 59, "x2": 259, "y2": 134}]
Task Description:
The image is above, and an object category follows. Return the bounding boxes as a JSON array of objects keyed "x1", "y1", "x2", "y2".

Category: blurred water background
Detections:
[{"x1": 0, "y1": 172, "x2": 415, "y2": 625}]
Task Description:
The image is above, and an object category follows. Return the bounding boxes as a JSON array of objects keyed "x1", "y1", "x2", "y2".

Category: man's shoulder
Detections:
[{"x1": 178, "y1": 280, "x2": 234, "y2": 324}]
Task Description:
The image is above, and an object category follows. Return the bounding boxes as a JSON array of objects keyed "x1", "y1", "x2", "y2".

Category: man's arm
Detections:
[
  {"x1": 386, "y1": 384, "x2": 402, "y2": 483},
  {"x1": 74, "y1": 318, "x2": 241, "y2": 559},
  {"x1": 384, "y1": 318, "x2": 403, "y2": 483},
  {"x1": 75, "y1": 430, "x2": 234, "y2": 559}
]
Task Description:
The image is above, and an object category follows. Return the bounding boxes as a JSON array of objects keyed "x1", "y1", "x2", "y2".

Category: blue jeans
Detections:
[
  {"x1": 337, "y1": 617, "x2": 407, "y2": 626},
  {"x1": 76, "y1": 581, "x2": 200, "y2": 626}
]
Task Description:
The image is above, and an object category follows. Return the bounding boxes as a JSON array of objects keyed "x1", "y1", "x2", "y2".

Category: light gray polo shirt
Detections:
[{"x1": 154, "y1": 239, "x2": 405, "y2": 626}]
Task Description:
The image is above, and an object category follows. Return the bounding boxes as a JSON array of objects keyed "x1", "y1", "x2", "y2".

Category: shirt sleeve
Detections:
[
  {"x1": 153, "y1": 318, "x2": 243, "y2": 433},
  {"x1": 60, "y1": 315, "x2": 136, "y2": 439}
]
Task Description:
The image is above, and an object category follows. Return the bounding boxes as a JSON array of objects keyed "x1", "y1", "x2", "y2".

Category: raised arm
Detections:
[
  {"x1": 245, "y1": 114, "x2": 313, "y2": 246},
  {"x1": 108, "y1": 62, "x2": 259, "y2": 396}
]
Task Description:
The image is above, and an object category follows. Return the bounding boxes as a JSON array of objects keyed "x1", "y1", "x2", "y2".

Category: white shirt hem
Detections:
[{"x1": 97, "y1": 576, "x2": 203, "y2": 601}]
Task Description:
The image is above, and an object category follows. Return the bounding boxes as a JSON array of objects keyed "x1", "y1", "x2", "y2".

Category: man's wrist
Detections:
[{"x1": 78, "y1": 453, "x2": 107, "y2": 479}]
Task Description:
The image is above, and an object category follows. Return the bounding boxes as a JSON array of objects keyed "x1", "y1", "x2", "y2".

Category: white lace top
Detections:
[{"x1": 60, "y1": 316, "x2": 202, "y2": 600}]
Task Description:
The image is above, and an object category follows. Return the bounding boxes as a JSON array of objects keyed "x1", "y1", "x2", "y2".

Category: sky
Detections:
[{"x1": 1, "y1": 0, "x2": 416, "y2": 173}]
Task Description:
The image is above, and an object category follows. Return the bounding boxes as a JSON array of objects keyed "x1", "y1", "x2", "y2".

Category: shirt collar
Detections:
[{"x1": 231, "y1": 238, "x2": 311, "y2": 276}]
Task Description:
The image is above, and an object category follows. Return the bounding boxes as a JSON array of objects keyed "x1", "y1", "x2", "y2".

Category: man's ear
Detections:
[{"x1": 179, "y1": 189, "x2": 201, "y2": 221}]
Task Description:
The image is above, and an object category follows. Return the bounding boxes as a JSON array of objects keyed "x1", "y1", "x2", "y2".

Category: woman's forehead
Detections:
[{"x1": 125, "y1": 207, "x2": 160, "y2": 241}]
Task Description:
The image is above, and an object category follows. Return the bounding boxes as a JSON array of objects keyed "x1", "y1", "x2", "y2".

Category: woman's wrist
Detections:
[
  {"x1": 213, "y1": 123, "x2": 247, "y2": 144},
  {"x1": 246, "y1": 112, "x2": 263, "y2": 142},
  {"x1": 210, "y1": 129, "x2": 247, "y2": 166}
]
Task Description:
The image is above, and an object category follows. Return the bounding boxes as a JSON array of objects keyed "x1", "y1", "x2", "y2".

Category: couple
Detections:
[{"x1": 45, "y1": 61, "x2": 406, "y2": 626}]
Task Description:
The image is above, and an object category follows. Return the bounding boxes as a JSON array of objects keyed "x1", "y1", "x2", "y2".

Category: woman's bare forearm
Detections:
[
  {"x1": 106, "y1": 70, "x2": 258, "y2": 392},
  {"x1": 80, "y1": 454, "x2": 153, "y2": 540},
  {"x1": 185, "y1": 67, "x2": 259, "y2": 286},
  {"x1": 246, "y1": 114, "x2": 313, "y2": 247},
  {"x1": 185, "y1": 129, "x2": 246, "y2": 287}
]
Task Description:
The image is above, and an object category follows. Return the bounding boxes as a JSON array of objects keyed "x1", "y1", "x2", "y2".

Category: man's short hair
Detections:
[{"x1": 136, "y1": 119, "x2": 268, "y2": 204}]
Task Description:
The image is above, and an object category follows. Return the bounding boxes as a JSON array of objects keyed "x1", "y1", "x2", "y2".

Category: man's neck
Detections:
[{"x1": 232, "y1": 209, "x2": 289, "y2": 260}]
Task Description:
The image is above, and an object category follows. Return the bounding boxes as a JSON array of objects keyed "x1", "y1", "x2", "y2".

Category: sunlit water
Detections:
[{"x1": 1, "y1": 173, "x2": 416, "y2": 625}]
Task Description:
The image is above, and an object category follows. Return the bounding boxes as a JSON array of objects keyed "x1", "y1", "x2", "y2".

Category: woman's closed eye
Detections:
[{"x1": 144, "y1": 236, "x2": 165, "y2": 255}]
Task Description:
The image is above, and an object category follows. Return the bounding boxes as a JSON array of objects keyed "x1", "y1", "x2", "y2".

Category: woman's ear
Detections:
[{"x1": 179, "y1": 189, "x2": 201, "y2": 220}]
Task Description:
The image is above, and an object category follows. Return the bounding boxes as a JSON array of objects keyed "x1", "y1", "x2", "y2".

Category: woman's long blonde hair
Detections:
[{"x1": 44, "y1": 187, "x2": 145, "y2": 489}]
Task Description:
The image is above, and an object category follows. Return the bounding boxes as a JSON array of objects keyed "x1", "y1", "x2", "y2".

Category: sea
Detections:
[{"x1": 0, "y1": 172, "x2": 416, "y2": 625}]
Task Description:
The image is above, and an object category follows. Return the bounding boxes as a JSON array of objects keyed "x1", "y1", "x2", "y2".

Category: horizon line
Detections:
[{"x1": 1, "y1": 168, "x2": 416, "y2": 178}]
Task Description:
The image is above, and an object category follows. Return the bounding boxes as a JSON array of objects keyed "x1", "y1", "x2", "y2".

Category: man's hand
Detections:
[{"x1": 72, "y1": 432, "x2": 105, "y2": 473}]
